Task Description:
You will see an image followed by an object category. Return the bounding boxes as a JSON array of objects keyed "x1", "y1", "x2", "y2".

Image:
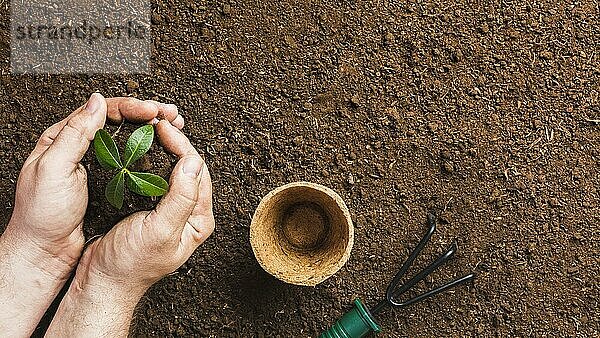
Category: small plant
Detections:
[{"x1": 93, "y1": 125, "x2": 169, "y2": 209}]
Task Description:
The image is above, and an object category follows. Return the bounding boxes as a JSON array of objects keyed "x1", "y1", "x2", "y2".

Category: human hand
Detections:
[
  {"x1": 4, "y1": 94, "x2": 184, "y2": 274},
  {"x1": 0, "y1": 94, "x2": 184, "y2": 337},
  {"x1": 78, "y1": 120, "x2": 214, "y2": 291},
  {"x1": 45, "y1": 120, "x2": 214, "y2": 337}
]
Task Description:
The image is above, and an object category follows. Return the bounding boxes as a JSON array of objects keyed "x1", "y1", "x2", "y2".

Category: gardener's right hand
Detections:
[{"x1": 46, "y1": 120, "x2": 214, "y2": 337}]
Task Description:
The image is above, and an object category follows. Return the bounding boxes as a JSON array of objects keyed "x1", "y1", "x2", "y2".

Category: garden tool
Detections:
[{"x1": 320, "y1": 213, "x2": 475, "y2": 338}]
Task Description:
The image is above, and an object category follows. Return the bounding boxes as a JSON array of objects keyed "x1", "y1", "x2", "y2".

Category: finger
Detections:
[
  {"x1": 106, "y1": 97, "x2": 158, "y2": 124},
  {"x1": 149, "y1": 120, "x2": 205, "y2": 235},
  {"x1": 181, "y1": 162, "x2": 214, "y2": 250},
  {"x1": 41, "y1": 93, "x2": 107, "y2": 170},
  {"x1": 158, "y1": 120, "x2": 213, "y2": 250},
  {"x1": 146, "y1": 100, "x2": 181, "y2": 126},
  {"x1": 156, "y1": 120, "x2": 196, "y2": 157},
  {"x1": 172, "y1": 114, "x2": 185, "y2": 129},
  {"x1": 151, "y1": 155, "x2": 204, "y2": 238},
  {"x1": 106, "y1": 98, "x2": 184, "y2": 129},
  {"x1": 24, "y1": 107, "x2": 82, "y2": 167}
]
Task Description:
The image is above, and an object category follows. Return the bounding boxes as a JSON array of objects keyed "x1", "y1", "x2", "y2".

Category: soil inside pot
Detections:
[{"x1": 281, "y1": 202, "x2": 330, "y2": 251}]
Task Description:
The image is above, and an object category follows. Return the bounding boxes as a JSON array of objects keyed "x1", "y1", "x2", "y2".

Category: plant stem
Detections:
[{"x1": 112, "y1": 122, "x2": 124, "y2": 138}]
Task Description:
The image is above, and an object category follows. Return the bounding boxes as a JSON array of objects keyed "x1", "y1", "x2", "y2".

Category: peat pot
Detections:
[{"x1": 250, "y1": 182, "x2": 354, "y2": 286}]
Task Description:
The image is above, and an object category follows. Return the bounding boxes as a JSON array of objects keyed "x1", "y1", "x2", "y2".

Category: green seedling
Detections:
[{"x1": 93, "y1": 125, "x2": 169, "y2": 209}]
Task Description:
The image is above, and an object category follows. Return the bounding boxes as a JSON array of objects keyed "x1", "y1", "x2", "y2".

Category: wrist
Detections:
[
  {"x1": 74, "y1": 240, "x2": 151, "y2": 302},
  {"x1": 0, "y1": 226, "x2": 76, "y2": 337},
  {"x1": 46, "y1": 266, "x2": 147, "y2": 337},
  {"x1": 70, "y1": 241, "x2": 149, "y2": 311},
  {"x1": 69, "y1": 271, "x2": 148, "y2": 311},
  {"x1": 0, "y1": 225, "x2": 77, "y2": 282}
]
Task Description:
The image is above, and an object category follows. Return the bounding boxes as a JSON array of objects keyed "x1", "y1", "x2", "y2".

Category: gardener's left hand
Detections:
[{"x1": 0, "y1": 93, "x2": 183, "y2": 337}]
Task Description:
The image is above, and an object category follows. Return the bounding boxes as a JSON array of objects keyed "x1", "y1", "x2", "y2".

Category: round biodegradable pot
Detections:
[{"x1": 250, "y1": 182, "x2": 354, "y2": 286}]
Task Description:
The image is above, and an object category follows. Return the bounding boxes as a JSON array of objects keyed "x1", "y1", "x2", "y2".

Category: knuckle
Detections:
[
  {"x1": 124, "y1": 97, "x2": 139, "y2": 109},
  {"x1": 143, "y1": 211, "x2": 178, "y2": 248},
  {"x1": 36, "y1": 154, "x2": 58, "y2": 173},
  {"x1": 38, "y1": 123, "x2": 60, "y2": 147},
  {"x1": 64, "y1": 115, "x2": 89, "y2": 140},
  {"x1": 156, "y1": 228, "x2": 178, "y2": 247},
  {"x1": 125, "y1": 97, "x2": 137, "y2": 104},
  {"x1": 172, "y1": 191, "x2": 198, "y2": 209},
  {"x1": 190, "y1": 215, "x2": 215, "y2": 243},
  {"x1": 39, "y1": 132, "x2": 53, "y2": 144},
  {"x1": 37, "y1": 134, "x2": 54, "y2": 148},
  {"x1": 141, "y1": 210, "x2": 156, "y2": 225}
]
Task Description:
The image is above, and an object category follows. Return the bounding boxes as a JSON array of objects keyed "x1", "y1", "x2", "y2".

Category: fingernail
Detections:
[
  {"x1": 151, "y1": 118, "x2": 160, "y2": 125},
  {"x1": 85, "y1": 93, "x2": 102, "y2": 114},
  {"x1": 182, "y1": 157, "x2": 202, "y2": 177}
]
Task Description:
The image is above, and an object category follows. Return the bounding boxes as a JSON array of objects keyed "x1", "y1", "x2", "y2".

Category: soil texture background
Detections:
[{"x1": 1, "y1": 0, "x2": 599, "y2": 337}]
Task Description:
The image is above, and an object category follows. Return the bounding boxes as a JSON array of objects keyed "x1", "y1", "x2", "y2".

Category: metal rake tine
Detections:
[
  {"x1": 394, "y1": 273, "x2": 475, "y2": 308},
  {"x1": 388, "y1": 242, "x2": 457, "y2": 304},
  {"x1": 384, "y1": 213, "x2": 436, "y2": 301}
]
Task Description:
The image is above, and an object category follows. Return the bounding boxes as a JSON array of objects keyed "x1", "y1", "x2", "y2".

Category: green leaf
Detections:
[
  {"x1": 93, "y1": 129, "x2": 122, "y2": 169},
  {"x1": 126, "y1": 171, "x2": 169, "y2": 197},
  {"x1": 123, "y1": 125, "x2": 154, "y2": 168},
  {"x1": 105, "y1": 171, "x2": 125, "y2": 209}
]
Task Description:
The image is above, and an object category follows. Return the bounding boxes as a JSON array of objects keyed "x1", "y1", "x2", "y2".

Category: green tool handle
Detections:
[{"x1": 319, "y1": 299, "x2": 382, "y2": 338}]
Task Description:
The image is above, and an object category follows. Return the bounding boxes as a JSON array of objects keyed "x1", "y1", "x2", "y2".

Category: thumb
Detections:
[
  {"x1": 42, "y1": 93, "x2": 107, "y2": 169},
  {"x1": 152, "y1": 155, "x2": 204, "y2": 236}
]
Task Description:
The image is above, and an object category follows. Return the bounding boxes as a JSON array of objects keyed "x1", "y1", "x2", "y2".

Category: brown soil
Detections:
[
  {"x1": 282, "y1": 202, "x2": 330, "y2": 250},
  {"x1": 1, "y1": 0, "x2": 599, "y2": 337}
]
